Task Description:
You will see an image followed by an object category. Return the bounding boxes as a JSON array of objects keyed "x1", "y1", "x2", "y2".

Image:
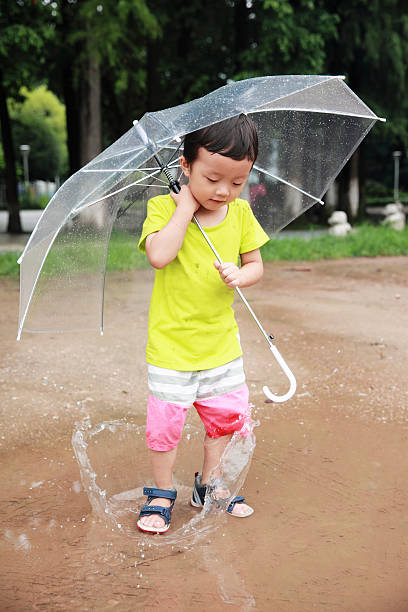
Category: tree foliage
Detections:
[
  {"x1": 1, "y1": 0, "x2": 408, "y2": 230},
  {"x1": 10, "y1": 85, "x2": 67, "y2": 180}
]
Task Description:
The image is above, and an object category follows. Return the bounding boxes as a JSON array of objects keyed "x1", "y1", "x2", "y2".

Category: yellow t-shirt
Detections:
[{"x1": 138, "y1": 194, "x2": 269, "y2": 371}]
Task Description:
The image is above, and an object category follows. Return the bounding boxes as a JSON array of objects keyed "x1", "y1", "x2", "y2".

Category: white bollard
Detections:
[
  {"x1": 328, "y1": 210, "x2": 353, "y2": 236},
  {"x1": 382, "y1": 203, "x2": 405, "y2": 231}
]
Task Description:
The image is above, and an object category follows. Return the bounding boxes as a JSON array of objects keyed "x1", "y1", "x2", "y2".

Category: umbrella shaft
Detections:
[
  {"x1": 235, "y1": 286, "x2": 273, "y2": 346},
  {"x1": 192, "y1": 215, "x2": 273, "y2": 347}
]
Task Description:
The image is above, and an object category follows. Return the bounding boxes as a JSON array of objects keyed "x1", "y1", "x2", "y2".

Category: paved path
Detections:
[
  {"x1": 0, "y1": 209, "x2": 328, "y2": 252},
  {"x1": 0, "y1": 210, "x2": 42, "y2": 252}
]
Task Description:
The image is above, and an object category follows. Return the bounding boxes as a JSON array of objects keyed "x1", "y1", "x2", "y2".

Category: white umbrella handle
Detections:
[{"x1": 262, "y1": 343, "x2": 297, "y2": 403}]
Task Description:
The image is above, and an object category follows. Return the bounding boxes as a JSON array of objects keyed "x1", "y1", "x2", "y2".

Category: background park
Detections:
[{"x1": 1, "y1": 1, "x2": 408, "y2": 610}]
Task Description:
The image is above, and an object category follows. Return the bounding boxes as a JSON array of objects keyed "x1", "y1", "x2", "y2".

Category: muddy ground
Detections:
[{"x1": 1, "y1": 256, "x2": 408, "y2": 611}]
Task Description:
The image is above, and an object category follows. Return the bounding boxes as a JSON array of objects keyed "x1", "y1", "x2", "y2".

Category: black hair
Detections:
[{"x1": 182, "y1": 113, "x2": 258, "y2": 164}]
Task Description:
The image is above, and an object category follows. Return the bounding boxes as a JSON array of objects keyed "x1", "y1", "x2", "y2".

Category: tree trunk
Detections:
[
  {"x1": 234, "y1": 0, "x2": 250, "y2": 74},
  {"x1": 0, "y1": 70, "x2": 22, "y2": 233},
  {"x1": 58, "y1": 0, "x2": 82, "y2": 175},
  {"x1": 348, "y1": 150, "x2": 360, "y2": 218},
  {"x1": 146, "y1": 38, "x2": 162, "y2": 111},
  {"x1": 358, "y1": 142, "x2": 367, "y2": 221},
  {"x1": 63, "y1": 69, "x2": 81, "y2": 175},
  {"x1": 80, "y1": 53, "x2": 102, "y2": 166},
  {"x1": 338, "y1": 150, "x2": 360, "y2": 220}
]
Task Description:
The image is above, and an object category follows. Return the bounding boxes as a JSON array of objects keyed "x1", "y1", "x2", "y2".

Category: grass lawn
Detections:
[
  {"x1": 261, "y1": 223, "x2": 408, "y2": 261},
  {"x1": 1, "y1": 223, "x2": 408, "y2": 278}
]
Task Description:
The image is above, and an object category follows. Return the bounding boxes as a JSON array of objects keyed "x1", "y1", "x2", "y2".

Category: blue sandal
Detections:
[
  {"x1": 137, "y1": 487, "x2": 177, "y2": 534},
  {"x1": 190, "y1": 473, "x2": 253, "y2": 518}
]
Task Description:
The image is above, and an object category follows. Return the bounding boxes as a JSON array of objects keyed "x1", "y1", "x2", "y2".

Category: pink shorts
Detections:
[{"x1": 145, "y1": 359, "x2": 251, "y2": 451}]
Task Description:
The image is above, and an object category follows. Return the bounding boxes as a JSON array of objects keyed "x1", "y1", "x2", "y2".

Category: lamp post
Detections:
[
  {"x1": 392, "y1": 150, "x2": 402, "y2": 203},
  {"x1": 19, "y1": 144, "x2": 30, "y2": 201}
]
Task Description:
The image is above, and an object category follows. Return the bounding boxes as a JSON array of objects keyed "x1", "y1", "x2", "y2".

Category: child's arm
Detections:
[
  {"x1": 145, "y1": 186, "x2": 200, "y2": 269},
  {"x1": 214, "y1": 248, "x2": 263, "y2": 289}
]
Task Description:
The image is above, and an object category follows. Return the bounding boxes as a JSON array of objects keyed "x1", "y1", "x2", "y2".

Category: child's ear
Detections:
[{"x1": 180, "y1": 155, "x2": 190, "y2": 177}]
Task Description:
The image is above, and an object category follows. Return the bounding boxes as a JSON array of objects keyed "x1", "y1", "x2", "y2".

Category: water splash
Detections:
[
  {"x1": 204, "y1": 422, "x2": 259, "y2": 514},
  {"x1": 72, "y1": 418, "x2": 257, "y2": 549}
]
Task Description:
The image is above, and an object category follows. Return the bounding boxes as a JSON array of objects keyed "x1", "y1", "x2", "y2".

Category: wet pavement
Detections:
[
  {"x1": 0, "y1": 210, "x2": 41, "y2": 253},
  {"x1": 1, "y1": 256, "x2": 408, "y2": 610}
]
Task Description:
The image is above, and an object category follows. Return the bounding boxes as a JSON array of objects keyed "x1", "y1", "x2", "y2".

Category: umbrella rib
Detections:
[
  {"x1": 250, "y1": 107, "x2": 384, "y2": 121},
  {"x1": 252, "y1": 164, "x2": 324, "y2": 205},
  {"x1": 73, "y1": 170, "x2": 168, "y2": 216},
  {"x1": 252, "y1": 75, "x2": 337, "y2": 110},
  {"x1": 250, "y1": 77, "x2": 384, "y2": 121},
  {"x1": 94, "y1": 141, "x2": 181, "y2": 166},
  {"x1": 167, "y1": 159, "x2": 181, "y2": 169},
  {"x1": 336, "y1": 78, "x2": 386, "y2": 121},
  {"x1": 82, "y1": 166, "x2": 171, "y2": 172}
]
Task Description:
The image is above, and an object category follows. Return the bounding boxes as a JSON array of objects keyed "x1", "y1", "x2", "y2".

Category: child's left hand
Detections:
[{"x1": 214, "y1": 261, "x2": 241, "y2": 288}]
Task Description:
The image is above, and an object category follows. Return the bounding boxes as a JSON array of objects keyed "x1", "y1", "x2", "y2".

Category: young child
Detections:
[{"x1": 137, "y1": 114, "x2": 269, "y2": 534}]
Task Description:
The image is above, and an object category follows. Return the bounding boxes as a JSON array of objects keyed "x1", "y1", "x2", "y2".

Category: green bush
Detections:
[{"x1": 261, "y1": 223, "x2": 408, "y2": 261}]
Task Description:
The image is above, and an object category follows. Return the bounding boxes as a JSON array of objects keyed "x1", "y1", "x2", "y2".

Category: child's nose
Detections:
[{"x1": 216, "y1": 183, "x2": 229, "y2": 196}]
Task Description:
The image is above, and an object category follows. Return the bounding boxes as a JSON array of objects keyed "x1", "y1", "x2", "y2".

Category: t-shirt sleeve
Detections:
[
  {"x1": 239, "y1": 200, "x2": 270, "y2": 254},
  {"x1": 138, "y1": 195, "x2": 175, "y2": 253}
]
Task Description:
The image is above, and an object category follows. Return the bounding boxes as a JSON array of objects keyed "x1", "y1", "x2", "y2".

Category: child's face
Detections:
[{"x1": 180, "y1": 147, "x2": 253, "y2": 210}]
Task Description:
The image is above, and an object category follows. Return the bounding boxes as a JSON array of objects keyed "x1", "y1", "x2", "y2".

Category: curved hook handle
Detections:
[{"x1": 263, "y1": 343, "x2": 297, "y2": 403}]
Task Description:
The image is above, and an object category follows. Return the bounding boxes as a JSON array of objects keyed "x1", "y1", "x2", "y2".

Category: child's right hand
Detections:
[{"x1": 170, "y1": 184, "x2": 200, "y2": 217}]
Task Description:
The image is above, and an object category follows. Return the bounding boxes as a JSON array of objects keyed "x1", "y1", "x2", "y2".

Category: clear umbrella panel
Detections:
[{"x1": 17, "y1": 75, "x2": 382, "y2": 337}]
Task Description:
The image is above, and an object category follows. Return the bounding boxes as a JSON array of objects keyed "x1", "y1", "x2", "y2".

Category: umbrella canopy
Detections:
[{"x1": 17, "y1": 75, "x2": 384, "y2": 339}]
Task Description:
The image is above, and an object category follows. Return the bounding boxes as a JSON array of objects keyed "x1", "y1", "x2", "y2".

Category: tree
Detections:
[
  {"x1": 48, "y1": 0, "x2": 160, "y2": 173},
  {"x1": 238, "y1": 0, "x2": 339, "y2": 76},
  {"x1": 11, "y1": 85, "x2": 67, "y2": 180},
  {"x1": 10, "y1": 86, "x2": 66, "y2": 182},
  {"x1": 0, "y1": 0, "x2": 53, "y2": 232},
  {"x1": 323, "y1": 0, "x2": 408, "y2": 215}
]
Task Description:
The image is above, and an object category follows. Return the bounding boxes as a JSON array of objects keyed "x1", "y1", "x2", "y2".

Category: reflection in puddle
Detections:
[{"x1": 201, "y1": 542, "x2": 256, "y2": 609}]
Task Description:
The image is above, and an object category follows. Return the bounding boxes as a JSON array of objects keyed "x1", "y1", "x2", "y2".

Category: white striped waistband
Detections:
[{"x1": 147, "y1": 357, "x2": 246, "y2": 405}]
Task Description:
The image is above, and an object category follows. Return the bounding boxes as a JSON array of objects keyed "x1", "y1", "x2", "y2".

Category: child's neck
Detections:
[{"x1": 194, "y1": 204, "x2": 228, "y2": 227}]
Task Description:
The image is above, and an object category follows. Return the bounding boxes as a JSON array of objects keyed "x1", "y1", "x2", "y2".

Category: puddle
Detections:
[
  {"x1": 72, "y1": 417, "x2": 257, "y2": 550},
  {"x1": 5, "y1": 257, "x2": 408, "y2": 608}
]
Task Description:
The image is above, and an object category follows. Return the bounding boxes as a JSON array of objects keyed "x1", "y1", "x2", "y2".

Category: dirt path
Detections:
[{"x1": 1, "y1": 256, "x2": 408, "y2": 611}]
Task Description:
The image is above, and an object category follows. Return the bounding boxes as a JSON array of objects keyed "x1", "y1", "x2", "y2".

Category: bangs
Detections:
[{"x1": 183, "y1": 114, "x2": 258, "y2": 163}]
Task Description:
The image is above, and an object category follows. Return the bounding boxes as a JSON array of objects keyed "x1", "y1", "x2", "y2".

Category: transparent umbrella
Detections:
[{"x1": 17, "y1": 75, "x2": 384, "y2": 401}]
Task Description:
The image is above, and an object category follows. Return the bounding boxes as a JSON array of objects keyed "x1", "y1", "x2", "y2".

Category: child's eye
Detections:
[
  {"x1": 233, "y1": 182, "x2": 243, "y2": 187},
  {"x1": 206, "y1": 177, "x2": 217, "y2": 183}
]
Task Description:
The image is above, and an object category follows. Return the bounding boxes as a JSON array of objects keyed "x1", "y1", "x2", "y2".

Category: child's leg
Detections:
[
  {"x1": 200, "y1": 433, "x2": 252, "y2": 516},
  {"x1": 139, "y1": 394, "x2": 188, "y2": 530},
  {"x1": 138, "y1": 447, "x2": 178, "y2": 531},
  {"x1": 195, "y1": 384, "x2": 254, "y2": 517},
  {"x1": 201, "y1": 433, "x2": 232, "y2": 483},
  {"x1": 150, "y1": 447, "x2": 178, "y2": 490}
]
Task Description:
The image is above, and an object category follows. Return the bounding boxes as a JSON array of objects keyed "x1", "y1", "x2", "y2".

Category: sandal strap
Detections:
[
  {"x1": 143, "y1": 487, "x2": 177, "y2": 500},
  {"x1": 139, "y1": 504, "x2": 173, "y2": 525},
  {"x1": 227, "y1": 496, "x2": 245, "y2": 513},
  {"x1": 194, "y1": 484, "x2": 208, "y2": 506}
]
